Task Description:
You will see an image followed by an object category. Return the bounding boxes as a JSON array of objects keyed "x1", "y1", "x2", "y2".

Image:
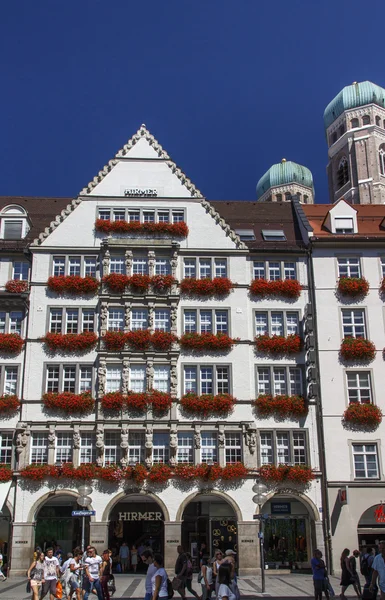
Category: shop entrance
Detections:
[
  {"x1": 35, "y1": 495, "x2": 83, "y2": 555},
  {"x1": 181, "y1": 494, "x2": 237, "y2": 571},
  {"x1": 357, "y1": 504, "x2": 385, "y2": 553},
  {"x1": 261, "y1": 496, "x2": 313, "y2": 570},
  {"x1": 108, "y1": 494, "x2": 164, "y2": 573}
]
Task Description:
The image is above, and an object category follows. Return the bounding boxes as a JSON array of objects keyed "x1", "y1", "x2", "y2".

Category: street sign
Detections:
[
  {"x1": 72, "y1": 510, "x2": 95, "y2": 517},
  {"x1": 253, "y1": 513, "x2": 270, "y2": 520}
]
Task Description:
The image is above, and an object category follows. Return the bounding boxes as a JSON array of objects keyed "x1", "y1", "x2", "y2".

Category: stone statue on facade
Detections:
[{"x1": 102, "y1": 249, "x2": 110, "y2": 276}]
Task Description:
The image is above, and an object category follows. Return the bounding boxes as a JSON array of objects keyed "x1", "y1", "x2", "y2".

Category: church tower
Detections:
[
  {"x1": 256, "y1": 159, "x2": 314, "y2": 203},
  {"x1": 324, "y1": 80, "x2": 385, "y2": 204}
]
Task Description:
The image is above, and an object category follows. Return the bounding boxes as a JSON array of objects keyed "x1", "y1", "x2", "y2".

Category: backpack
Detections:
[
  {"x1": 167, "y1": 578, "x2": 174, "y2": 599},
  {"x1": 186, "y1": 559, "x2": 193, "y2": 578},
  {"x1": 361, "y1": 556, "x2": 370, "y2": 577}
]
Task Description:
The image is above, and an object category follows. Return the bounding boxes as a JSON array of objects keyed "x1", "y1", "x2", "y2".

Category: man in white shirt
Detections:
[
  {"x1": 83, "y1": 546, "x2": 103, "y2": 600},
  {"x1": 371, "y1": 541, "x2": 385, "y2": 599},
  {"x1": 141, "y1": 550, "x2": 158, "y2": 600},
  {"x1": 41, "y1": 547, "x2": 60, "y2": 600}
]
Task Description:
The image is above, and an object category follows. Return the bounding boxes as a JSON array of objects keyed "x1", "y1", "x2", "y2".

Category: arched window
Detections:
[
  {"x1": 276, "y1": 193, "x2": 282, "y2": 202},
  {"x1": 339, "y1": 124, "x2": 345, "y2": 136},
  {"x1": 0, "y1": 205, "x2": 29, "y2": 240},
  {"x1": 337, "y1": 157, "x2": 349, "y2": 189},
  {"x1": 303, "y1": 195, "x2": 308, "y2": 204},
  {"x1": 285, "y1": 192, "x2": 291, "y2": 202},
  {"x1": 362, "y1": 115, "x2": 371, "y2": 125},
  {"x1": 351, "y1": 118, "x2": 359, "y2": 129},
  {"x1": 376, "y1": 116, "x2": 381, "y2": 126},
  {"x1": 296, "y1": 193, "x2": 302, "y2": 202},
  {"x1": 331, "y1": 132, "x2": 338, "y2": 144},
  {"x1": 379, "y1": 144, "x2": 385, "y2": 175}
]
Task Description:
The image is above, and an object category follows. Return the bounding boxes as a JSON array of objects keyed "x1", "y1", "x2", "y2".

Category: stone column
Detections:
[
  {"x1": 237, "y1": 521, "x2": 260, "y2": 576},
  {"x1": 148, "y1": 251, "x2": 156, "y2": 277},
  {"x1": 100, "y1": 302, "x2": 108, "y2": 335},
  {"x1": 15, "y1": 423, "x2": 30, "y2": 470},
  {"x1": 125, "y1": 250, "x2": 133, "y2": 276},
  {"x1": 102, "y1": 249, "x2": 110, "y2": 276},
  {"x1": 89, "y1": 521, "x2": 109, "y2": 556},
  {"x1": 148, "y1": 304, "x2": 155, "y2": 331},
  {"x1": 170, "y1": 304, "x2": 178, "y2": 335},
  {"x1": 164, "y1": 521, "x2": 182, "y2": 572},
  {"x1": 243, "y1": 423, "x2": 257, "y2": 469},
  {"x1": 47, "y1": 424, "x2": 56, "y2": 464},
  {"x1": 218, "y1": 425, "x2": 225, "y2": 466},
  {"x1": 120, "y1": 426, "x2": 129, "y2": 467},
  {"x1": 122, "y1": 359, "x2": 130, "y2": 394},
  {"x1": 169, "y1": 424, "x2": 178, "y2": 467},
  {"x1": 314, "y1": 520, "x2": 325, "y2": 557},
  {"x1": 124, "y1": 303, "x2": 131, "y2": 332},
  {"x1": 73, "y1": 426, "x2": 80, "y2": 467},
  {"x1": 194, "y1": 426, "x2": 201, "y2": 464},
  {"x1": 10, "y1": 522, "x2": 35, "y2": 576},
  {"x1": 95, "y1": 426, "x2": 104, "y2": 466}
]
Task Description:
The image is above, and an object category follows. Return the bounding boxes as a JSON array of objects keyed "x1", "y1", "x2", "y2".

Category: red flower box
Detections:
[
  {"x1": 0, "y1": 394, "x2": 20, "y2": 413},
  {"x1": 124, "y1": 463, "x2": 148, "y2": 484},
  {"x1": 19, "y1": 464, "x2": 58, "y2": 481},
  {"x1": 180, "y1": 277, "x2": 233, "y2": 297},
  {"x1": 126, "y1": 329, "x2": 152, "y2": 351},
  {"x1": 151, "y1": 331, "x2": 177, "y2": 351},
  {"x1": 338, "y1": 277, "x2": 369, "y2": 297},
  {"x1": 343, "y1": 403, "x2": 382, "y2": 428},
  {"x1": 5, "y1": 280, "x2": 28, "y2": 293},
  {"x1": 250, "y1": 279, "x2": 302, "y2": 299},
  {"x1": 151, "y1": 275, "x2": 176, "y2": 292},
  {"x1": 180, "y1": 393, "x2": 235, "y2": 416},
  {"x1": 253, "y1": 395, "x2": 308, "y2": 418},
  {"x1": 43, "y1": 392, "x2": 94, "y2": 414},
  {"x1": 174, "y1": 464, "x2": 197, "y2": 480},
  {"x1": 102, "y1": 274, "x2": 130, "y2": 293},
  {"x1": 104, "y1": 331, "x2": 128, "y2": 351},
  {"x1": 126, "y1": 392, "x2": 148, "y2": 412},
  {"x1": 221, "y1": 462, "x2": 249, "y2": 480},
  {"x1": 180, "y1": 332, "x2": 234, "y2": 352},
  {"x1": 0, "y1": 465, "x2": 12, "y2": 482},
  {"x1": 149, "y1": 391, "x2": 172, "y2": 412},
  {"x1": 130, "y1": 274, "x2": 151, "y2": 292},
  {"x1": 47, "y1": 276, "x2": 99, "y2": 295},
  {"x1": 340, "y1": 338, "x2": 376, "y2": 361},
  {"x1": 147, "y1": 464, "x2": 172, "y2": 483},
  {"x1": 95, "y1": 219, "x2": 189, "y2": 237},
  {"x1": 101, "y1": 392, "x2": 125, "y2": 411},
  {"x1": 255, "y1": 334, "x2": 303, "y2": 355},
  {"x1": 42, "y1": 332, "x2": 98, "y2": 352},
  {"x1": 97, "y1": 466, "x2": 122, "y2": 482},
  {"x1": 259, "y1": 464, "x2": 314, "y2": 484},
  {"x1": 61, "y1": 463, "x2": 97, "y2": 480},
  {"x1": 101, "y1": 391, "x2": 172, "y2": 412},
  {"x1": 0, "y1": 333, "x2": 24, "y2": 355},
  {"x1": 195, "y1": 463, "x2": 223, "y2": 481}
]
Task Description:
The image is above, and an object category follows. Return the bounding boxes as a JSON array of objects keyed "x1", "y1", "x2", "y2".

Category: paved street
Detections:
[{"x1": 0, "y1": 572, "x2": 347, "y2": 600}]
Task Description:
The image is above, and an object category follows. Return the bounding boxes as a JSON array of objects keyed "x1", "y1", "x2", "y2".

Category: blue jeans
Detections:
[
  {"x1": 145, "y1": 593, "x2": 152, "y2": 600},
  {"x1": 83, "y1": 577, "x2": 104, "y2": 600}
]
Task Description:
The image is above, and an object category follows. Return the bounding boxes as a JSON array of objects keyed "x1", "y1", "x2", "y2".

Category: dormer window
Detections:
[
  {"x1": 0, "y1": 205, "x2": 29, "y2": 240},
  {"x1": 262, "y1": 229, "x2": 286, "y2": 241},
  {"x1": 235, "y1": 229, "x2": 256, "y2": 241},
  {"x1": 335, "y1": 217, "x2": 354, "y2": 234}
]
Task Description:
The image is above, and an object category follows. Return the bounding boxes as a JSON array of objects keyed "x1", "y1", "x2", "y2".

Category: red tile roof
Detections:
[{"x1": 303, "y1": 203, "x2": 385, "y2": 238}]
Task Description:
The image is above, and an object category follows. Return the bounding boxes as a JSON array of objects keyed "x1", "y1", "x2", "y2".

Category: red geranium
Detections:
[
  {"x1": 151, "y1": 275, "x2": 176, "y2": 292},
  {"x1": 124, "y1": 463, "x2": 148, "y2": 484},
  {"x1": 126, "y1": 329, "x2": 152, "y2": 351},
  {"x1": 180, "y1": 277, "x2": 233, "y2": 297},
  {"x1": 19, "y1": 464, "x2": 58, "y2": 481},
  {"x1": 126, "y1": 392, "x2": 148, "y2": 412},
  {"x1": 343, "y1": 403, "x2": 382, "y2": 428},
  {"x1": 103, "y1": 331, "x2": 128, "y2": 351},
  {"x1": 180, "y1": 393, "x2": 235, "y2": 416},
  {"x1": 150, "y1": 391, "x2": 173, "y2": 412},
  {"x1": 221, "y1": 462, "x2": 249, "y2": 480},
  {"x1": 255, "y1": 334, "x2": 303, "y2": 355},
  {"x1": 0, "y1": 333, "x2": 24, "y2": 354},
  {"x1": 338, "y1": 277, "x2": 369, "y2": 297},
  {"x1": 340, "y1": 338, "x2": 376, "y2": 361},
  {"x1": 95, "y1": 220, "x2": 188, "y2": 237},
  {"x1": 147, "y1": 464, "x2": 172, "y2": 483},
  {"x1": 43, "y1": 392, "x2": 94, "y2": 414},
  {"x1": 102, "y1": 274, "x2": 130, "y2": 293},
  {"x1": 174, "y1": 464, "x2": 197, "y2": 480},
  {"x1": 151, "y1": 331, "x2": 177, "y2": 351},
  {"x1": 47, "y1": 276, "x2": 99, "y2": 295},
  {"x1": 0, "y1": 464, "x2": 12, "y2": 482},
  {"x1": 61, "y1": 463, "x2": 96, "y2": 480},
  {"x1": 101, "y1": 392, "x2": 125, "y2": 411},
  {"x1": 130, "y1": 274, "x2": 151, "y2": 292},
  {"x1": 180, "y1": 332, "x2": 234, "y2": 352},
  {"x1": 0, "y1": 394, "x2": 20, "y2": 413},
  {"x1": 97, "y1": 466, "x2": 123, "y2": 482},
  {"x1": 42, "y1": 332, "x2": 98, "y2": 352},
  {"x1": 253, "y1": 395, "x2": 308, "y2": 418},
  {"x1": 5, "y1": 280, "x2": 28, "y2": 293},
  {"x1": 259, "y1": 464, "x2": 314, "y2": 484},
  {"x1": 195, "y1": 463, "x2": 223, "y2": 481},
  {"x1": 250, "y1": 279, "x2": 302, "y2": 299}
]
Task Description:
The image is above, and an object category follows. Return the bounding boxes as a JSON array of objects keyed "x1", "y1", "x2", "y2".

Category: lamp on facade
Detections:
[
  {"x1": 252, "y1": 481, "x2": 268, "y2": 593},
  {"x1": 77, "y1": 484, "x2": 93, "y2": 551}
]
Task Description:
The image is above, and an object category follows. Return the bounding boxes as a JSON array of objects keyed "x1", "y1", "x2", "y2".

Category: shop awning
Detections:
[{"x1": 0, "y1": 481, "x2": 11, "y2": 514}]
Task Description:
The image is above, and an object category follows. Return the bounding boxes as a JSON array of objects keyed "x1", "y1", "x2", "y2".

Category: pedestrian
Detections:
[
  {"x1": 100, "y1": 549, "x2": 111, "y2": 600},
  {"x1": 216, "y1": 564, "x2": 236, "y2": 600},
  {"x1": 27, "y1": 551, "x2": 45, "y2": 599},
  {"x1": 0, "y1": 550, "x2": 6, "y2": 581},
  {"x1": 361, "y1": 547, "x2": 375, "y2": 586},
  {"x1": 199, "y1": 544, "x2": 207, "y2": 567},
  {"x1": 212, "y1": 550, "x2": 223, "y2": 585},
  {"x1": 370, "y1": 540, "x2": 385, "y2": 600},
  {"x1": 200, "y1": 556, "x2": 213, "y2": 600},
  {"x1": 83, "y1": 546, "x2": 103, "y2": 600},
  {"x1": 222, "y1": 550, "x2": 236, "y2": 582},
  {"x1": 69, "y1": 549, "x2": 84, "y2": 600},
  {"x1": 41, "y1": 547, "x2": 60, "y2": 600},
  {"x1": 60, "y1": 552, "x2": 73, "y2": 599},
  {"x1": 185, "y1": 552, "x2": 200, "y2": 600},
  {"x1": 131, "y1": 544, "x2": 138, "y2": 573},
  {"x1": 350, "y1": 550, "x2": 362, "y2": 596},
  {"x1": 175, "y1": 545, "x2": 188, "y2": 600},
  {"x1": 340, "y1": 548, "x2": 360, "y2": 600},
  {"x1": 142, "y1": 550, "x2": 158, "y2": 600},
  {"x1": 119, "y1": 542, "x2": 130, "y2": 573},
  {"x1": 151, "y1": 554, "x2": 169, "y2": 600},
  {"x1": 311, "y1": 549, "x2": 329, "y2": 600}
]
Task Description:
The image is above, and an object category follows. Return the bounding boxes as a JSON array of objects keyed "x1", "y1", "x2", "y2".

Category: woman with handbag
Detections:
[{"x1": 27, "y1": 551, "x2": 45, "y2": 600}]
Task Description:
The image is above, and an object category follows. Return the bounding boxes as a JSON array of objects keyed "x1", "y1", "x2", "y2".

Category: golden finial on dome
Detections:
[
  {"x1": 281, "y1": 158, "x2": 287, "y2": 163},
  {"x1": 352, "y1": 81, "x2": 357, "y2": 85}
]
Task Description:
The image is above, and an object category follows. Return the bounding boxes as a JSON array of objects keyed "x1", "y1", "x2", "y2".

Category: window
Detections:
[
  {"x1": 158, "y1": 211, "x2": 170, "y2": 223},
  {"x1": 269, "y1": 262, "x2": 281, "y2": 280},
  {"x1": 352, "y1": 444, "x2": 379, "y2": 478},
  {"x1": 154, "y1": 309, "x2": 170, "y2": 332},
  {"x1": 82, "y1": 310, "x2": 95, "y2": 333},
  {"x1": 376, "y1": 116, "x2": 381, "y2": 126},
  {"x1": 255, "y1": 311, "x2": 299, "y2": 336},
  {"x1": 153, "y1": 366, "x2": 170, "y2": 393},
  {"x1": 379, "y1": 145, "x2": 385, "y2": 176},
  {"x1": 53, "y1": 257, "x2": 65, "y2": 277},
  {"x1": 342, "y1": 309, "x2": 366, "y2": 338},
  {"x1": 351, "y1": 118, "x2": 359, "y2": 129},
  {"x1": 45, "y1": 364, "x2": 93, "y2": 394},
  {"x1": 283, "y1": 262, "x2": 296, "y2": 280},
  {"x1": 235, "y1": 229, "x2": 256, "y2": 241},
  {"x1": 337, "y1": 258, "x2": 360, "y2": 278},
  {"x1": 183, "y1": 365, "x2": 230, "y2": 395},
  {"x1": 256, "y1": 366, "x2": 303, "y2": 396},
  {"x1": 129, "y1": 365, "x2": 146, "y2": 393},
  {"x1": 84, "y1": 258, "x2": 97, "y2": 277},
  {"x1": 362, "y1": 115, "x2": 371, "y2": 125},
  {"x1": 335, "y1": 217, "x2": 354, "y2": 234},
  {"x1": 155, "y1": 259, "x2": 170, "y2": 276},
  {"x1": 4, "y1": 221, "x2": 23, "y2": 240},
  {"x1": 63, "y1": 366, "x2": 76, "y2": 392},
  {"x1": 253, "y1": 260, "x2": 297, "y2": 281},
  {"x1": 172, "y1": 211, "x2": 184, "y2": 223},
  {"x1": 132, "y1": 257, "x2": 148, "y2": 275},
  {"x1": 199, "y1": 259, "x2": 211, "y2": 279},
  {"x1": 0, "y1": 311, "x2": 24, "y2": 335},
  {"x1": 31, "y1": 433, "x2": 48, "y2": 464},
  {"x1": 110, "y1": 256, "x2": 125, "y2": 274},
  {"x1": 184, "y1": 258, "x2": 228, "y2": 279},
  {"x1": 69, "y1": 257, "x2": 81, "y2": 276},
  {"x1": 108, "y1": 308, "x2": 124, "y2": 331},
  {"x1": 183, "y1": 259, "x2": 196, "y2": 279},
  {"x1": 66, "y1": 309, "x2": 79, "y2": 334},
  {"x1": 55, "y1": 433, "x2": 73, "y2": 464},
  {"x1": 337, "y1": 157, "x2": 349, "y2": 188},
  {"x1": 347, "y1": 372, "x2": 372, "y2": 404},
  {"x1": 339, "y1": 124, "x2": 345, "y2": 136},
  {"x1": 259, "y1": 431, "x2": 307, "y2": 466},
  {"x1": 49, "y1": 308, "x2": 95, "y2": 334},
  {"x1": 80, "y1": 367, "x2": 92, "y2": 393},
  {"x1": 131, "y1": 309, "x2": 148, "y2": 331},
  {"x1": 49, "y1": 309, "x2": 62, "y2": 333},
  {"x1": 153, "y1": 433, "x2": 169, "y2": 464},
  {"x1": 215, "y1": 259, "x2": 227, "y2": 278},
  {"x1": 52, "y1": 256, "x2": 98, "y2": 277},
  {"x1": 143, "y1": 211, "x2": 155, "y2": 223},
  {"x1": 113, "y1": 209, "x2": 125, "y2": 222},
  {"x1": 99, "y1": 209, "x2": 111, "y2": 221},
  {"x1": 262, "y1": 230, "x2": 286, "y2": 241},
  {"x1": 253, "y1": 262, "x2": 265, "y2": 279},
  {"x1": 0, "y1": 432, "x2": 12, "y2": 464},
  {"x1": 4, "y1": 366, "x2": 18, "y2": 395},
  {"x1": 104, "y1": 431, "x2": 120, "y2": 465},
  {"x1": 98, "y1": 208, "x2": 185, "y2": 224},
  {"x1": 106, "y1": 366, "x2": 122, "y2": 393},
  {"x1": 128, "y1": 431, "x2": 145, "y2": 464},
  {"x1": 13, "y1": 262, "x2": 29, "y2": 281},
  {"x1": 177, "y1": 432, "x2": 194, "y2": 464},
  {"x1": 225, "y1": 432, "x2": 242, "y2": 464},
  {"x1": 183, "y1": 310, "x2": 229, "y2": 334},
  {"x1": 80, "y1": 433, "x2": 96, "y2": 464},
  {"x1": 201, "y1": 432, "x2": 217, "y2": 463}
]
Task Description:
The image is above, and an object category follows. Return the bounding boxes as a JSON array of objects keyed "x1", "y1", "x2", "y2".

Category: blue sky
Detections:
[{"x1": 1, "y1": 0, "x2": 384, "y2": 203}]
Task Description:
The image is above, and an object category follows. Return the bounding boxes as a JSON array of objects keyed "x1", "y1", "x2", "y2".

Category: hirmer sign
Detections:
[
  {"x1": 124, "y1": 188, "x2": 158, "y2": 197},
  {"x1": 118, "y1": 511, "x2": 162, "y2": 521}
]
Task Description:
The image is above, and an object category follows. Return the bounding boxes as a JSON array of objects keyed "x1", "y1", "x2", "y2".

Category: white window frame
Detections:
[
  {"x1": 80, "y1": 432, "x2": 96, "y2": 464},
  {"x1": 337, "y1": 257, "x2": 361, "y2": 278},
  {"x1": 342, "y1": 308, "x2": 366, "y2": 339},
  {"x1": 201, "y1": 432, "x2": 217, "y2": 463},
  {"x1": 259, "y1": 430, "x2": 308, "y2": 466},
  {"x1": 183, "y1": 365, "x2": 231, "y2": 395},
  {"x1": 253, "y1": 260, "x2": 297, "y2": 280},
  {"x1": 104, "y1": 431, "x2": 120, "y2": 466},
  {"x1": 0, "y1": 432, "x2": 13, "y2": 465},
  {"x1": 224, "y1": 432, "x2": 242, "y2": 464},
  {"x1": 256, "y1": 366, "x2": 303, "y2": 396},
  {"x1": 30, "y1": 432, "x2": 49, "y2": 464},
  {"x1": 52, "y1": 255, "x2": 98, "y2": 277},
  {"x1": 55, "y1": 432, "x2": 73, "y2": 464},
  {"x1": 177, "y1": 432, "x2": 194, "y2": 464},
  {"x1": 346, "y1": 371, "x2": 372, "y2": 404},
  {"x1": 45, "y1": 364, "x2": 94, "y2": 395},
  {"x1": 153, "y1": 432, "x2": 170, "y2": 464},
  {"x1": 352, "y1": 443, "x2": 379, "y2": 479}
]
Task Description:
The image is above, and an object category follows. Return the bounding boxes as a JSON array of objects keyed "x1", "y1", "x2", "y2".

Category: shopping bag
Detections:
[{"x1": 56, "y1": 580, "x2": 63, "y2": 599}]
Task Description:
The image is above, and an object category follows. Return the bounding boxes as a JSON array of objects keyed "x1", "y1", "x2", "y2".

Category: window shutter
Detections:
[
  {"x1": 3, "y1": 220, "x2": 23, "y2": 240},
  {"x1": 335, "y1": 217, "x2": 353, "y2": 230}
]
